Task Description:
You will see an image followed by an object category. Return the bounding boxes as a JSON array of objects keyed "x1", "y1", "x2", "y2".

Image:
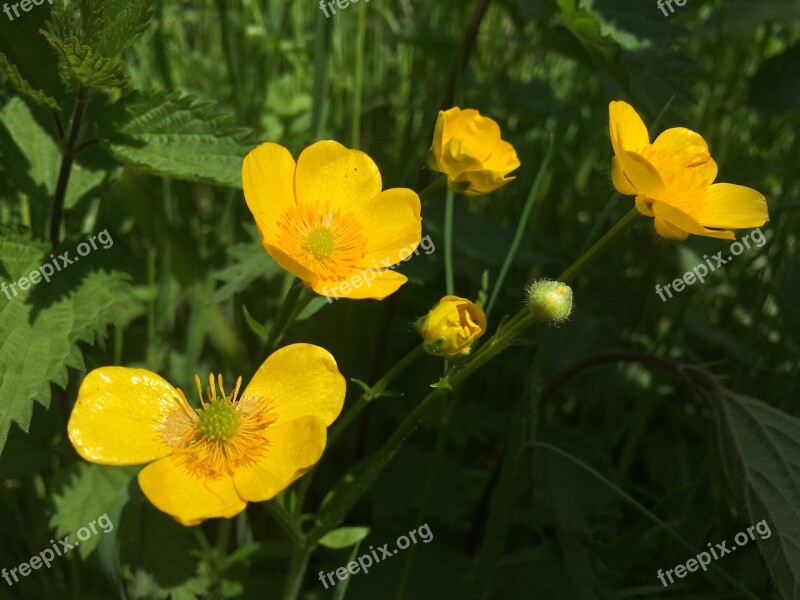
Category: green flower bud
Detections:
[{"x1": 526, "y1": 280, "x2": 573, "y2": 322}]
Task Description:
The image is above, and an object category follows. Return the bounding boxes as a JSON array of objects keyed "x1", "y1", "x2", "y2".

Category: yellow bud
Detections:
[
  {"x1": 527, "y1": 280, "x2": 573, "y2": 322},
  {"x1": 428, "y1": 107, "x2": 520, "y2": 197},
  {"x1": 417, "y1": 295, "x2": 487, "y2": 359}
]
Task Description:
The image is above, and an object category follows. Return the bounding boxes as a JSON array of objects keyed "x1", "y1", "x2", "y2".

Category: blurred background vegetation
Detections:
[{"x1": 0, "y1": 0, "x2": 799, "y2": 598}]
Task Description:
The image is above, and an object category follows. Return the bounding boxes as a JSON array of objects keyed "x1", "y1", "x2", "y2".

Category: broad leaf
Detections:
[
  {"x1": 50, "y1": 462, "x2": 136, "y2": 559},
  {"x1": 0, "y1": 230, "x2": 132, "y2": 456},
  {"x1": 41, "y1": 33, "x2": 127, "y2": 89},
  {"x1": 718, "y1": 393, "x2": 800, "y2": 600},
  {"x1": 100, "y1": 92, "x2": 254, "y2": 188}
]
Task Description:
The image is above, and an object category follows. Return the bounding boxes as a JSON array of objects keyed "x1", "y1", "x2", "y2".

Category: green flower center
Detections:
[
  {"x1": 307, "y1": 227, "x2": 336, "y2": 259},
  {"x1": 198, "y1": 401, "x2": 240, "y2": 442}
]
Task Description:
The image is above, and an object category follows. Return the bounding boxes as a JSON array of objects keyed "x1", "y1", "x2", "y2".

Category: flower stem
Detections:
[
  {"x1": 264, "y1": 278, "x2": 304, "y2": 353},
  {"x1": 444, "y1": 188, "x2": 456, "y2": 294},
  {"x1": 418, "y1": 175, "x2": 447, "y2": 201},
  {"x1": 557, "y1": 206, "x2": 639, "y2": 284},
  {"x1": 282, "y1": 545, "x2": 312, "y2": 600},
  {"x1": 264, "y1": 500, "x2": 305, "y2": 548}
]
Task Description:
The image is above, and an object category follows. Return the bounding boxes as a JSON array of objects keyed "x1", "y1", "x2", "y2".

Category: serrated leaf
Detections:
[
  {"x1": 75, "y1": 0, "x2": 155, "y2": 57},
  {"x1": 41, "y1": 32, "x2": 127, "y2": 89},
  {"x1": 100, "y1": 92, "x2": 255, "y2": 188},
  {"x1": 0, "y1": 51, "x2": 58, "y2": 109},
  {"x1": 718, "y1": 393, "x2": 800, "y2": 600},
  {"x1": 50, "y1": 463, "x2": 136, "y2": 559},
  {"x1": 319, "y1": 526, "x2": 370, "y2": 549},
  {"x1": 0, "y1": 230, "x2": 131, "y2": 456}
]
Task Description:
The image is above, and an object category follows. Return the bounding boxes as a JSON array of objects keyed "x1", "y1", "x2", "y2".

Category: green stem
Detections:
[
  {"x1": 264, "y1": 500, "x2": 305, "y2": 548},
  {"x1": 351, "y1": 0, "x2": 367, "y2": 148},
  {"x1": 557, "y1": 206, "x2": 639, "y2": 284},
  {"x1": 486, "y1": 135, "x2": 555, "y2": 316},
  {"x1": 50, "y1": 85, "x2": 88, "y2": 248},
  {"x1": 418, "y1": 175, "x2": 447, "y2": 201},
  {"x1": 282, "y1": 545, "x2": 312, "y2": 600},
  {"x1": 329, "y1": 344, "x2": 426, "y2": 447},
  {"x1": 264, "y1": 278, "x2": 304, "y2": 353},
  {"x1": 444, "y1": 188, "x2": 456, "y2": 294}
]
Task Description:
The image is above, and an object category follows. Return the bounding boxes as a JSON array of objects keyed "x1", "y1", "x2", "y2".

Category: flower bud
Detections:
[
  {"x1": 417, "y1": 296, "x2": 487, "y2": 359},
  {"x1": 526, "y1": 280, "x2": 573, "y2": 322}
]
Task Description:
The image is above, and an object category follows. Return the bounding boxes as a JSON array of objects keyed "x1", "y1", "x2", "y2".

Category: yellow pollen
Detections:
[{"x1": 306, "y1": 227, "x2": 336, "y2": 259}]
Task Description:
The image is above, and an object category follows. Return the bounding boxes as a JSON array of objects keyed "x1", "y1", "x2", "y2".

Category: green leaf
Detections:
[
  {"x1": 74, "y1": 0, "x2": 155, "y2": 57},
  {"x1": 319, "y1": 526, "x2": 370, "y2": 550},
  {"x1": 50, "y1": 463, "x2": 136, "y2": 559},
  {"x1": 0, "y1": 230, "x2": 131, "y2": 456},
  {"x1": 0, "y1": 51, "x2": 58, "y2": 109},
  {"x1": 213, "y1": 238, "x2": 281, "y2": 303},
  {"x1": 100, "y1": 92, "x2": 255, "y2": 188},
  {"x1": 718, "y1": 393, "x2": 800, "y2": 600},
  {"x1": 41, "y1": 33, "x2": 127, "y2": 89}
]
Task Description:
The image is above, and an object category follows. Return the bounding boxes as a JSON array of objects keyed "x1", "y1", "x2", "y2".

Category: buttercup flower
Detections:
[
  {"x1": 609, "y1": 100, "x2": 768, "y2": 240},
  {"x1": 428, "y1": 107, "x2": 520, "y2": 196},
  {"x1": 68, "y1": 344, "x2": 346, "y2": 526},
  {"x1": 417, "y1": 295, "x2": 487, "y2": 359},
  {"x1": 243, "y1": 140, "x2": 422, "y2": 300}
]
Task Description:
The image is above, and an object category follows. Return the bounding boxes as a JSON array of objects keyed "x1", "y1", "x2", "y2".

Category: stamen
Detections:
[
  {"x1": 218, "y1": 374, "x2": 227, "y2": 401},
  {"x1": 194, "y1": 374, "x2": 205, "y2": 408}
]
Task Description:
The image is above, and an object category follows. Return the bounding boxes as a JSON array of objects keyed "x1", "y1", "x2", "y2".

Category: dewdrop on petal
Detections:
[{"x1": 527, "y1": 280, "x2": 573, "y2": 323}]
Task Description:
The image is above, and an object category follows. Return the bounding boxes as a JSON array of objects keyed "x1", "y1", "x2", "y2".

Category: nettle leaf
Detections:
[
  {"x1": 100, "y1": 92, "x2": 255, "y2": 188},
  {"x1": 41, "y1": 32, "x2": 127, "y2": 89},
  {"x1": 0, "y1": 230, "x2": 131, "y2": 456},
  {"x1": 0, "y1": 52, "x2": 59, "y2": 109},
  {"x1": 77, "y1": 0, "x2": 155, "y2": 57},
  {"x1": 718, "y1": 393, "x2": 800, "y2": 600},
  {"x1": 50, "y1": 462, "x2": 136, "y2": 559}
]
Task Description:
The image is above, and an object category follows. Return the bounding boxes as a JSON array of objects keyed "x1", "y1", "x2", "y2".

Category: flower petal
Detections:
[
  {"x1": 242, "y1": 343, "x2": 346, "y2": 427},
  {"x1": 693, "y1": 184, "x2": 769, "y2": 229},
  {"x1": 69, "y1": 368, "x2": 192, "y2": 465},
  {"x1": 609, "y1": 101, "x2": 650, "y2": 155},
  {"x1": 263, "y1": 241, "x2": 318, "y2": 282},
  {"x1": 356, "y1": 188, "x2": 422, "y2": 267},
  {"x1": 138, "y1": 456, "x2": 246, "y2": 526},
  {"x1": 242, "y1": 143, "x2": 297, "y2": 245},
  {"x1": 651, "y1": 128, "x2": 712, "y2": 169},
  {"x1": 616, "y1": 150, "x2": 665, "y2": 198},
  {"x1": 311, "y1": 269, "x2": 408, "y2": 301},
  {"x1": 611, "y1": 156, "x2": 638, "y2": 196},
  {"x1": 295, "y1": 140, "x2": 382, "y2": 213},
  {"x1": 233, "y1": 416, "x2": 326, "y2": 502},
  {"x1": 651, "y1": 200, "x2": 734, "y2": 240}
]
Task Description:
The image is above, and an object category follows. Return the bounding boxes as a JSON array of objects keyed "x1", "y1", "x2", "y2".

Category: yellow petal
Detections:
[
  {"x1": 651, "y1": 127, "x2": 712, "y2": 169},
  {"x1": 356, "y1": 188, "x2": 422, "y2": 267},
  {"x1": 262, "y1": 241, "x2": 318, "y2": 282},
  {"x1": 311, "y1": 269, "x2": 408, "y2": 300},
  {"x1": 242, "y1": 343, "x2": 346, "y2": 426},
  {"x1": 609, "y1": 101, "x2": 649, "y2": 155},
  {"x1": 295, "y1": 140, "x2": 382, "y2": 213},
  {"x1": 693, "y1": 184, "x2": 769, "y2": 229},
  {"x1": 233, "y1": 416, "x2": 326, "y2": 502},
  {"x1": 455, "y1": 170, "x2": 516, "y2": 196},
  {"x1": 611, "y1": 156, "x2": 638, "y2": 195},
  {"x1": 242, "y1": 142, "x2": 297, "y2": 246},
  {"x1": 616, "y1": 150, "x2": 665, "y2": 198},
  {"x1": 69, "y1": 368, "x2": 192, "y2": 465},
  {"x1": 138, "y1": 456, "x2": 246, "y2": 526},
  {"x1": 653, "y1": 215, "x2": 689, "y2": 240},
  {"x1": 651, "y1": 200, "x2": 734, "y2": 240}
]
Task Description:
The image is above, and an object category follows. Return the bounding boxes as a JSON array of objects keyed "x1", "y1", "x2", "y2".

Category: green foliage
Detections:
[
  {"x1": 99, "y1": 92, "x2": 254, "y2": 188},
  {"x1": 319, "y1": 526, "x2": 371, "y2": 550},
  {"x1": 719, "y1": 393, "x2": 800, "y2": 600},
  {"x1": 0, "y1": 52, "x2": 59, "y2": 109},
  {"x1": 0, "y1": 230, "x2": 131, "y2": 455},
  {"x1": 41, "y1": 33, "x2": 127, "y2": 89}
]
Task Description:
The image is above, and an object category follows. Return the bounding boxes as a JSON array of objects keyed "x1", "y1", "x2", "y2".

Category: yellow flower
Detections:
[
  {"x1": 417, "y1": 295, "x2": 487, "y2": 358},
  {"x1": 428, "y1": 107, "x2": 520, "y2": 196},
  {"x1": 243, "y1": 140, "x2": 422, "y2": 300},
  {"x1": 68, "y1": 344, "x2": 346, "y2": 526},
  {"x1": 609, "y1": 100, "x2": 768, "y2": 240}
]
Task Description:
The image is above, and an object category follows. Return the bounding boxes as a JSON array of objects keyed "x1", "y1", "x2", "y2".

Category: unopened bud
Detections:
[{"x1": 526, "y1": 280, "x2": 573, "y2": 322}]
